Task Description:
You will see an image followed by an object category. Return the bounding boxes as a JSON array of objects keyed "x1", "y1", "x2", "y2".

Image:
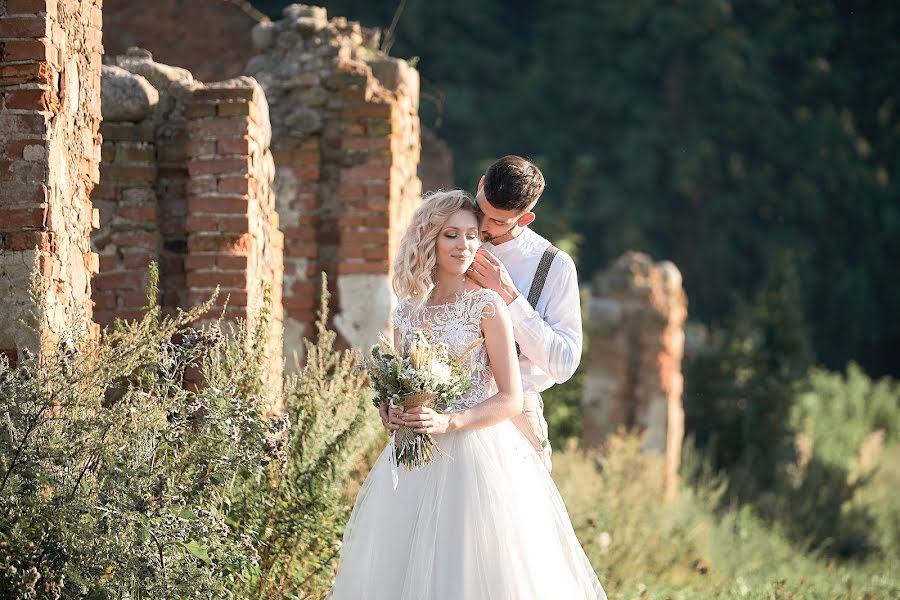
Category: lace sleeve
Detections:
[
  {"x1": 470, "y1": 289, "x2": 504, "y2": 326},
  {"x1": 390, "y1": 300, "x2": 403, "y2": 330}
]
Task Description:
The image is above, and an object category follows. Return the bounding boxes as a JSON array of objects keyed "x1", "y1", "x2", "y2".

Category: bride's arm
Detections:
[{"x1": 404, "y1": 298, "x2": 524, "y2": 434}]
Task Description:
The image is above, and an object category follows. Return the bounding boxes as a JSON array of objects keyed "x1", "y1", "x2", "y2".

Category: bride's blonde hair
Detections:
[{"x1": 392, "y1": 190, "x2": 481, "y2": 307}]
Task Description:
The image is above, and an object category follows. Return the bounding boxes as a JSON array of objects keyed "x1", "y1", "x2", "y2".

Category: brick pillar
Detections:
[
  {"x1": 0, "y1": 0, "x2": 102, "y2": 360},
  {"x1": 250, "y1": 6, "x2": 422, "y2": 366},
  {"x1": 583, "y1": 252, "x2": 687, "y2": 502},
  {"x1": 334, "y1": 57, "x2": 421, "y2": 349},
  {"x1": 185, "y1": 78, "x2": 283, "y2": 389}
]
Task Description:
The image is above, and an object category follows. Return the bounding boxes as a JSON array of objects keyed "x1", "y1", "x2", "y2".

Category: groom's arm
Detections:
[
  {"x1": 506, "y1": 253, "x2": 582, "y2": 384},
  {"x1": 470, "y1": 249, "x2": 582, "y2": 384}
]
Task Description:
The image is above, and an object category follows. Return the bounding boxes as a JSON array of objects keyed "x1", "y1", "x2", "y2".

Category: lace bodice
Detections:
[{"x1": 392, "y1": 288, "x2": 502, "y2": 412}]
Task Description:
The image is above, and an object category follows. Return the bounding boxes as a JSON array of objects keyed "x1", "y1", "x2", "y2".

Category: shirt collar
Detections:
[{"x1": 484, "y1": 226, "x2": 534, "y2": 257}]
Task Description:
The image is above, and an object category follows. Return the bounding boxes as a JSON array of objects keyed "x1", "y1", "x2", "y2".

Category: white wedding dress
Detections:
[{"x1": 328, "y1": 288, "x2": 607, "y2": 600}]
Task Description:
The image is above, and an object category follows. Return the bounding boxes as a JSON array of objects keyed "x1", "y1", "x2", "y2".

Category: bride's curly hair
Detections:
[{"x1": 392, "y1": 190, "x2": 482, "y2": 307}]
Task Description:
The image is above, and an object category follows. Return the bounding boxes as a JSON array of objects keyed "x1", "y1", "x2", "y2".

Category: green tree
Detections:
[{"x1": 685, "y1": 252, "x2": 813, "y2": 494}]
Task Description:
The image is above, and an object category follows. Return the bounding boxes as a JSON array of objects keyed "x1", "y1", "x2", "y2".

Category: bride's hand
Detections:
[{"x1": 401, "y1": 406, "x2": 453, "y2": 435}]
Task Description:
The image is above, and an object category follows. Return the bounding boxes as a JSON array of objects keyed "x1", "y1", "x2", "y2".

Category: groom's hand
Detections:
[{"x1": 468, "y1": 249, "x2": 520, "y2": 305}]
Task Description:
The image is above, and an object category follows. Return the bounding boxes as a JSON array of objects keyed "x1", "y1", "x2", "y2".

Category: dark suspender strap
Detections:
[
  {"x1": 516, "y1": 245, "x2": 559, "y2": 356},
  {"x1": 526, "y1": 245, "x2": 560, "y2": 309}
]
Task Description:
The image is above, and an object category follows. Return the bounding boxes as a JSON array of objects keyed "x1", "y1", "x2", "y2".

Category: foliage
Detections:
[
  {"x1": 542, "y1": 365, "x2": 583, "y2": 449},
  {"x1": 685, "y1": 252, "x2": 812, "y2": 494},
  {"x1": 792, "y1": 362, "x2": 900, "y2": 469},
  {"x1": 554, "y1": 433, "x2": 900, "y2": 599},
  {"x1": 226, "y1": 275, "x2": 382, "y2": 600},
  {"x1": 686, "y1": 329, "x2": 900, "y2": 562},
  {"x1": 0, "y1": 264, "x2": 280, "y2": 599},
  {"x1": 758, "y1": 364, "x2": 900, "y2": 561},
  {"x1": 0, "y1": 266, "x2": 381, "y2": 600}
]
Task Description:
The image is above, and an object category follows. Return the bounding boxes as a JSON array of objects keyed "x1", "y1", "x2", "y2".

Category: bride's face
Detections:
[{"x1": 434, "y1": 210, "x2": 480, "y2": 277}]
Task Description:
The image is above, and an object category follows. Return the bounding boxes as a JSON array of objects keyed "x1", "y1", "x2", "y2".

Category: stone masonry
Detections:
[
  {"x1": 583, "y1": 252, "x2": 687, "y2": 502},
  {"x1": 185, "y1": 77, "x2": 284, "y2": 387},
  {"x1": 102, "y1": 0, "x2": 265, "y2": 84},
  {"x1": 93, "y1": 50, "x2": 283, "y2": 388},
  {"x1": 249, "y1": 5, "x2": 421, "y2": 363},
  {"x1": 101, "y1": 0, "x2": 452, "y2": 194},
  {"x1": 3, "y1": 2, "x2": 429, "y2": 382},
  {"x1": 0, "y1": 0, "x2": 103, "y2": 363},
  {"x1": 98, "y1": 3, "x2": 428, "y2": 366}
]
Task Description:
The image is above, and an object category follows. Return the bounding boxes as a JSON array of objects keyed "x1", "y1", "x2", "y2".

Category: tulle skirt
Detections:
[{"x1": 328, "y1": 420, "x2": 607, "y2": 600}]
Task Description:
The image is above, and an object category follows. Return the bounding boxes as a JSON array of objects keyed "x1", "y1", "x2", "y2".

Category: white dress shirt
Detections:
[{"x1": 483, "y1": 227, "x2": 583, "y2": 395}]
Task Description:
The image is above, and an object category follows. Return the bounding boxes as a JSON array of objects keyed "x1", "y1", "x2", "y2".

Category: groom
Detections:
[{"x1": 382, "y1": 155, "x2": 582, "y2": 471}]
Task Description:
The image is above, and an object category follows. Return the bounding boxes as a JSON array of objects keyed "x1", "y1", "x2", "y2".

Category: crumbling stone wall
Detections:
[
  {"x1": 0, "y1": 0, "x2": 103, "y2": 362},
  {"x1": 100, "y1": 2, "x2": 434, "y2": 361},
  {"x1": 102, "y1": 0, "x2": 265, "y2": 83},
  {"x1": 583, "y1": 251, "x2": 687, "y2": 502},
  {"x1": 250, "y1": 5, "x2": 421, "y2": 360},
  {"x1": 91, "y1": 65, "x2": 160, "y2": 323},
  {"x1": 93, "y1": 51, "x2": 283, "y2": 387},
  {"x1": 93, "y1": 52, "x2": 197, "y2": 323}
]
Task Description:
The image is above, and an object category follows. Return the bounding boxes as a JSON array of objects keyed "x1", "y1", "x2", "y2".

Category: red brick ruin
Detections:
[
  {"x1": 1, "y1": 0, "x2": 103, "y2": 364},
  {"x1": 2, "y1": 2, "x2": 432, "y2": 381},
  {"x1": 582, "y1": 252, "x2": 688, "y2": 501}
]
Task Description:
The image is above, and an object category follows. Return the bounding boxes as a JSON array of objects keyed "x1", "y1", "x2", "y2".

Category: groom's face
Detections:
[{"x1": 475, "y1": 187, "x2": 535, "y2": 245}]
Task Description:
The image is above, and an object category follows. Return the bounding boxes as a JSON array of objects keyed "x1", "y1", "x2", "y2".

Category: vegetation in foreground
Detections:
[{"x1": 1, "y1": 266, "x2": 897, "y2": 598}]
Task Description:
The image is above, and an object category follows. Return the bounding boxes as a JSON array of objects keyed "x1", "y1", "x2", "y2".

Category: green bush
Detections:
[
  {"x1": 0, "y1": 264, "x2": 280, "y2": 599},
  {"x1": 685, "y1": 252, "x2": 813, "y2": 496},
  {"x1": 753, "y1": 363, "x2": 900, "y2": 561},
  {"x1": 792, "y1": 362, "x2": 900, "y2": 469},
  {"x1": 0, "y1": 267, "x2": 380, "y2": 600},
  {"x1": 226, "y1": 277, "x2": 382, "y2": 600}
]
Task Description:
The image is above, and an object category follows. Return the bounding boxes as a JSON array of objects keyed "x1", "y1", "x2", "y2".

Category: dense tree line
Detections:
[{"x1": 257, "y1": 0, "x2": 900, "y2": 378}]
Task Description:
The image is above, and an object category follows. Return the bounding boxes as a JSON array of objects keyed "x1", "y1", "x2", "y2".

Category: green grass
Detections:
[{"x1": 552, "y1": 437, "x2": 900, "y2": 600}]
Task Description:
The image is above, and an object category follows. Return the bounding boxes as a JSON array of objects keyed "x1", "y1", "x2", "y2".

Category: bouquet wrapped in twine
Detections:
[{"x1": 358, "y1": 328, "x2": 482, "y2": 473}]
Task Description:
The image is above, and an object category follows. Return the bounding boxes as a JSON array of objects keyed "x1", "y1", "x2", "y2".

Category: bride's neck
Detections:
[{"x1": 431, "y1": 271, "x2": 469, "y2": 302}]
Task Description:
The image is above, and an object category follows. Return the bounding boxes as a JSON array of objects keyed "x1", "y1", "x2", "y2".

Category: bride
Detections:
[{"x1": 328, "y1": 190, "x2": 607, "y2": 600}]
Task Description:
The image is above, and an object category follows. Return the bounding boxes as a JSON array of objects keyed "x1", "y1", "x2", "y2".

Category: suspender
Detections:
[
  {"x1": 516, "y1": 245, "x2": 559, "y2": 356},
  {"x1": 526, "y1": 246, "x2": 560, "y2": 308}
]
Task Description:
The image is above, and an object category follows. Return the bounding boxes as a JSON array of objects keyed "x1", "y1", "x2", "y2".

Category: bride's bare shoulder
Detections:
[{"x1": 461, "y1": 281, "x2": 485, "y2": 295}]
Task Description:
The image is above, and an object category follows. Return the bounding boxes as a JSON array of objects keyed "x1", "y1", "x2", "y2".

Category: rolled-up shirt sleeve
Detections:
[{"x1": 506, "y1": 253, "x2": 583, "y2": 384}]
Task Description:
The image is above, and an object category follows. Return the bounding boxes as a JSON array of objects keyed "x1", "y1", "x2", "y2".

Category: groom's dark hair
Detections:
[{"x1": 482, "y1": 155, "x2": 545, "y2": 213}]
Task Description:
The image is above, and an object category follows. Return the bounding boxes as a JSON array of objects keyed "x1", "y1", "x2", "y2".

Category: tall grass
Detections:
[{"x1": 553, "y1": 433, "x2": 899, "y2": 600}]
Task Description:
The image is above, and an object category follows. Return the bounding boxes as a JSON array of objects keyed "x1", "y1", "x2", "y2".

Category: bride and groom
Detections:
[{"x1": 328, "y1": 156, "x2": 607, "y2": 599}]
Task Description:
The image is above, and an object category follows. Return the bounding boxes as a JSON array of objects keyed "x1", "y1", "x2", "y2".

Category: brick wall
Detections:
[
  {"x1": 94, "y1": 53, "x2": 283, "y2": 387},
  {"x1": 251, "y1": 5, "x2": 422, "y2": 363},
  {"x1": 582, "y1": 252, "x2": 687, "y2": 502},
  {"x1": 0, "y1": 0, "x2": 103, "y2": 362},
  {"x1": 92, "y1": 119, "x2": 160, "y2": 324},
  {"x1": 100, "y1": 3, "x2": 433, "y2": 361},
  {"x1": 102, "y1": 0, "x2": 265, "y2": 83},
  {"x1": 92, "y1": 52, "x2": 191, "y2": 325},
  {"x1": 185, "y1": 80, "x2": 283, "y2": 387}
]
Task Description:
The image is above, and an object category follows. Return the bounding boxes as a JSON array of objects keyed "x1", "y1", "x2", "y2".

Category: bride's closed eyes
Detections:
[{"x1": 442, "y1": 228, "x2": 479, "y2": 240}]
